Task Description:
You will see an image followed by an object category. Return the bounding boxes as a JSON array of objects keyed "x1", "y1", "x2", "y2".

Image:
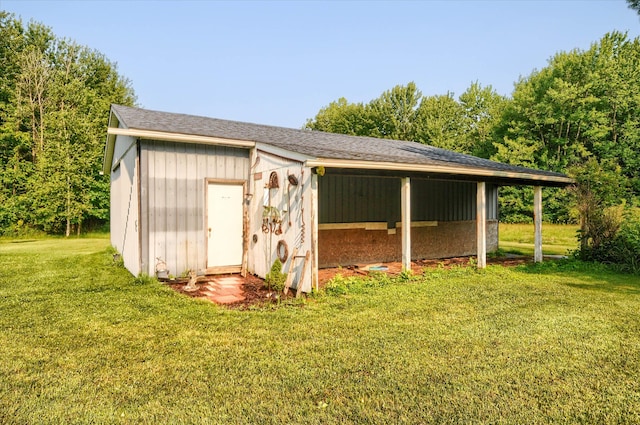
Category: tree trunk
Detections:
[{"x1": 65, "y1": 175, "x2": 71, "y2": 237}]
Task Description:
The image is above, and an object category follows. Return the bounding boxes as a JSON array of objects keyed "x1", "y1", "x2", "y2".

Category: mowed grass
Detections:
[
  {"x1": 1, "y1": 238, "x2": 640, "y2": 423},
  {"x1": 499, "y1": 223, "x2": 580, "y2": 256}
]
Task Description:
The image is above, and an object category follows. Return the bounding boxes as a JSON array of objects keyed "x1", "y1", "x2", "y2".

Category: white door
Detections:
[{"x1": 207, "y1": 183, "x2": 244, "y2": 268}]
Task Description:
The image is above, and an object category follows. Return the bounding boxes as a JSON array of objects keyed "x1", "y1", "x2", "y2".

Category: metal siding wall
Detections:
[
  {"x1": 194, "y1": 144, "x2": 208, "y2": 269},
  {"x1": 412, "y1": 179, "x2": 476, "y2": 221},
  {"x1": 486, "y1": 183, "x2": 498, "y2": 220},
  {"x1": 319, "y1": 175, "x2": 400, "y2": 223},
  {"x1": 140, "y1": 140, "x2": 249, "y2": 275},
  {"x1": 185, "y1": 143, "x2": 198, "y2": 275},
  {"x1": 319, "y1": 176, "x2": 497, "y2": 224},
  {"x1": 165, "y1": 143, "x2": 177, "y2": 275},
  {"x1": 140, "y1": 144, "x2": 148, "y2": 273},
  {"x1": 110, "y1": 135, "x2": 140, "y2": 276},
  {"x1": 110, "y1": 156, "x2": 123, "y2": 251},
  {"x1": 247, "y1": 152, "x2": 312, "y2": 291},
  {"x1": 110, "y1": 135, "x2": 134, "y2": 250}
]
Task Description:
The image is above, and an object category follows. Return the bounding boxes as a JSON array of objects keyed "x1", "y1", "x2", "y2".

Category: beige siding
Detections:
[
  {"x1": 109, "y1": 135, "x2": 140, "y2": 275},
  {"x1": 139, "y1": 140, "x2": 250, "y2": 276},
  {"x1": 247, "y1": 151, "x2": 313, "y2": 293}
]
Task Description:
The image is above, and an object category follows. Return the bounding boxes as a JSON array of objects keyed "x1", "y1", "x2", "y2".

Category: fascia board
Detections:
[
  {"x1": 106, "y1": 127, "x2": 255, "y2": 148},
  {"x1": 255, "y1": 142, "x2": 312, "y2": 163},
  {"x1": 305, "y1": 158, "x2": 575, "y2": 185},
  {"x1": 102, "y1": 111, "x2": 120, "y2": 175},
  {"x1": 102, "y1": 133, "x2": 117, "y2": 175}
]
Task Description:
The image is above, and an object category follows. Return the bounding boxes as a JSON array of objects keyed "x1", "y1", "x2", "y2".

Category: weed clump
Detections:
[{"x1": 133, "y1": 273, "x2": 157, "y2": 285}]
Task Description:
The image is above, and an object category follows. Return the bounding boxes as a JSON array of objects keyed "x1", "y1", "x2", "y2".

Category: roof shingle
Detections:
[{"x1": 110, "y1": 104, "x2": 570, "y2": 183}]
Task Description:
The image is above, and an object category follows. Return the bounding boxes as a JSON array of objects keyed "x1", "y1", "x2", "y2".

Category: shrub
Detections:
[
  {"x1": 265, "y1": 259, "x2": 287, "y2": 292},
  {"x1": 610, "y1": 209, "x2": 640, "y2": 274},
  {"x1": 576, "y1": 207, "x2": 640, "y2": 274},
  {"x1": 576, "y1": 204, "x2": 624, "y2": 262}
]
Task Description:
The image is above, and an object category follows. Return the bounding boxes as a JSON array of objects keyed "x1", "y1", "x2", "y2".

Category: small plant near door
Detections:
[{"x1": 265, "y1": 258, "x2": 287, "y2": 292}]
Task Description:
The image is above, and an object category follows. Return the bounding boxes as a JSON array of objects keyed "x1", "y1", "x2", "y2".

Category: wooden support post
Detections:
[
  {"x1": 476, "y1": 181, "x2": 487, "y2": 269},
  {"x1": 401, "y1": 177, "x2": 411, "y2": 272},
  {"x1": 244, "y1": 149, "x2": 258, "y2": 277},
  {"x1": 534, "y1": 186, "x2": 543, "y2": 263},
  {"x1": 310, "y1": 174, "x2": 319, "y2": 292},
  {"x1": 241, "y1": 183, "x2": 249, "y2": 278}
]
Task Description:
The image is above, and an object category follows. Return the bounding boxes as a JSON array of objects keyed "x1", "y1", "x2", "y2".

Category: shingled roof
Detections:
[{"x1": 106, "y1": 104, "x2": 573, "y2": 186}]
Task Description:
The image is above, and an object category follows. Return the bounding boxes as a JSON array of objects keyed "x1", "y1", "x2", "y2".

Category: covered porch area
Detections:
[{"x1": 308, "y1": 165, "x2": 572, "y2": 290}]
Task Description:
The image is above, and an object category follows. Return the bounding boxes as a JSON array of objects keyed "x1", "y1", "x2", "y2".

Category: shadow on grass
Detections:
[
  {"x1": 516, "y1": 258, "x2": 640, "y2": 295},
  {"x1": 561, "y1": 281, "x2": 640, "y2": 295}
]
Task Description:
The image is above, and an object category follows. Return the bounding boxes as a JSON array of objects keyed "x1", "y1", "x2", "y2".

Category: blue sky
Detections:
[{"x1": 2, "y1": 0, "x2": 639, "y2": 128}]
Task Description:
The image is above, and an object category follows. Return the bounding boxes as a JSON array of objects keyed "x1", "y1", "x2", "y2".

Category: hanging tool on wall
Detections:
[
  {"x1": 268, "y1": 171, "x2": 279, "y2": 189},
  {"x1": 287, "y1": 172, "x2": 299, "y2": 228},
  {"x1": 262, "y1": 206, "x2": 282, "y2": 234},
  {"x1": 299, "y1": 168, "x2": 305, "y2": 246},
  {"x1": 262, "y1": 170, "x2": 282, "y2": 234}
]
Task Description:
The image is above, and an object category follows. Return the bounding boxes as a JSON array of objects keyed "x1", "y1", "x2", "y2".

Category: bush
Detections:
[
  {"x1": 576, "y1": 204, "x2": 624, "y2": 261},
  {"x1": 576, "y1": 207, "x2": 640, "y2": 274},
  {"x1": 265, "y1": 259, "x2": 287, "y2": 292},
  {"x1": 610, "y1": 209, "x2": 640, "y2": 274}
]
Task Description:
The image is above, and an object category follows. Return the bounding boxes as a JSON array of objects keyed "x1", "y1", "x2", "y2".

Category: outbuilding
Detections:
[{"x1": 103, "y1": 105, "x2": 573, "y2": 292}]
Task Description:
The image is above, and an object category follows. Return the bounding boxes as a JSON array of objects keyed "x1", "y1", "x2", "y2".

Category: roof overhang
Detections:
[
  {"x1": 102, "y1": 110, "x2": 120, "y2": 175},
  {"x1": 255, "y1": 142, "x2": 312, "y2": 163},
  {"x1": 103, "y1": 104, "x2": 260, "y2": 175},
  {"x1": 102, "y1": 105, "x2": 573, "y2": 187},
  {"x1": 102, "y1": 125, "x2": 256, "y2": 175},
  {"x1": 106, "y1": 127, "x2": 256, "y2": 148},
  {"x1": 305, "y1": 158, "x2": 575, "y2": 187}
]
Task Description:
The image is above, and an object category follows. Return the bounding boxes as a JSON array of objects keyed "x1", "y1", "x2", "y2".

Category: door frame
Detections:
[{"x1": 204, "y1": 178, "x2": 248, "y2": 276}]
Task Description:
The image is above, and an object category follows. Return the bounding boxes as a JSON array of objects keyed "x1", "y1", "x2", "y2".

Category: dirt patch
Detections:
[
  {"x1": 166, "y1": 255, "x2": 532, "y2": 308},
  {"x1": 166, "y1": 273, "x2": 300, "y2": 309},
  {"x1": 318, "y1": 255, "x2": 531, "y2": 284}
]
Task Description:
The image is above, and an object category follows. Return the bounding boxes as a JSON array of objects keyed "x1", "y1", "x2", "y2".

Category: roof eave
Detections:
[
  {"x1": 255, "y1": 142, "x2": 313, "y2": 163},
  {"x1": 102, "y1": 110, "x2": 120, "y2": 175},
  {"x1": 106, "y1": 127, "x2": 256, "y2": 148},
  {"x1": 305, "y1": 158, "x2": 574, "y2": 186}
]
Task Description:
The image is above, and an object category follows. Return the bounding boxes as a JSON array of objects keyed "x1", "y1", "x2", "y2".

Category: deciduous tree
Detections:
[
  {"x1": 0, "y1": 13, "x2": 135, "y2": 235},
  {"x1": 493, "y1": 32, "x2": 640, "y2": 222}
]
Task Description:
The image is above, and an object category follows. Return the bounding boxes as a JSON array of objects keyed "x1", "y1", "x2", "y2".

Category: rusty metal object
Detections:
[{"x1": 268, "y1": 171, "x2": 279, "y2": 189}]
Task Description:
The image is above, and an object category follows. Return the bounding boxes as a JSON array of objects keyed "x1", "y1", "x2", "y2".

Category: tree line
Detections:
[
  {"x1": 0, "y1": 12, "x2": 135, "y2": 236},
  {"x1": 1, "y1": 9, "x2": 638, "y2": 263},
  {"x1": 306, "y1": 32, "x2": 640, "y2": 226}
]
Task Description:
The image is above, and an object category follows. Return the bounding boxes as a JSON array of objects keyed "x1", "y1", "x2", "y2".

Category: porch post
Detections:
[
  {"x1": 311, "y1": 173, "x2": 319, "y2": 291},
  {"x1": 401, "y1": 177, "x2": 411, "y2": 272},
  {"x1": 534, "y1": 186, "x2": 543, "y2": 263},
  {"x1": 476, "y1": 181, "x2": 487, "y2": 269}
]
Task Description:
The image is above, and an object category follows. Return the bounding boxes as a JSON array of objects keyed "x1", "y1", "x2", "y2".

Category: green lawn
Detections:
[
  {"x1": 1, "y1": 238, "x2": 639, "y2": 423},
  {"x1": 499, "y1": 223, "x2": 580, "y2": 256}
]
